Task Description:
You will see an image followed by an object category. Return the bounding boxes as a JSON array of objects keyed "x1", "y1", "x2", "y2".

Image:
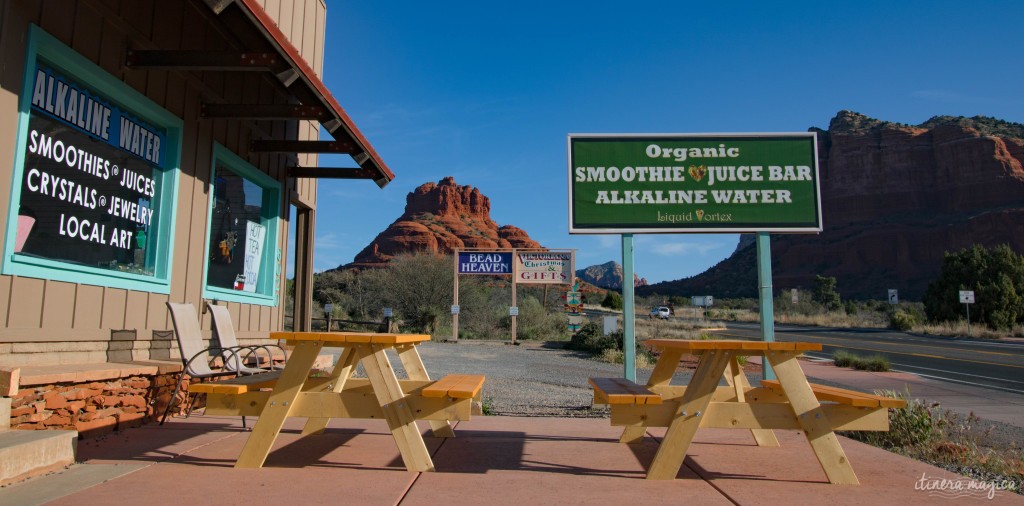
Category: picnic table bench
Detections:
[
  {"x1": 190, "y1": 332, "x2": 485, "y2": 472},
  {"x1": 590, "y1": 339, "x2": 906, "y2": 484}
]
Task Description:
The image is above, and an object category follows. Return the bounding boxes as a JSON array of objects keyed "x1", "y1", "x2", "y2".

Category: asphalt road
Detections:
[{"x1": 709, "y1": 321, "x2": 1024, "y2": 394}]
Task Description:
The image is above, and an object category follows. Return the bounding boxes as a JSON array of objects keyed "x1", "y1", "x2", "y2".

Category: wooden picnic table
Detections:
[
  {"x1": 591, "y1": 339, "x2": 904, "y2": 484},
  {"x1": 193, "y1": 332, "x2": 484, "y2": 471}
]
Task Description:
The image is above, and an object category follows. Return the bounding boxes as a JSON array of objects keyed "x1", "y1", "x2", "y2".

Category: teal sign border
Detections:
[{"x1": 567, "y1": 133, "x2": 822, "y2": 234}]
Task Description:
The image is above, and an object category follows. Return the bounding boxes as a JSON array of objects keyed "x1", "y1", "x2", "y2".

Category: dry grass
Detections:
[
  {"x1": 913, "y1": 320, "x2": 1019, "y2": 339},
  {"x1": 633, "y1": 317, "x2": 723, "y2": 340},
  {"x1": 704, "y1": 306, "x2": 1022, "y2": 339},
  {"x1": 599, "y1": 348, "x2": 655, "y2": 369}
]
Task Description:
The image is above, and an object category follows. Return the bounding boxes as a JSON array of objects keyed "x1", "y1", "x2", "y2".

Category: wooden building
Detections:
[{"x1": 0, "y1": 0, "x2": 393, "y2": 433}]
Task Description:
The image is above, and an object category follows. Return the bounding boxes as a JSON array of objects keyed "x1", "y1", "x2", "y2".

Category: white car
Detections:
[{"x1": 650, "y1": 307, "x2": 671, "y2": 319}]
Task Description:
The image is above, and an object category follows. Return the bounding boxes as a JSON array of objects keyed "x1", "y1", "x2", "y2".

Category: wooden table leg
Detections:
[
  {"x1": 726, "y1": 357, "x2": 778, "y2": 447},
  {"x1": 301, "y1": 346, "x2": 358, "y2": 436},
  {"x1": 359, "y1": 344, "x2": 435, "y2": 472},
  {"x1": 236, "y1": 339, "x2": 323, "y2": 468},
  {"x1": 647, "y1": 349, "x2": 732, "y2": 480},
  {"x1": 396, "y1": 344, "x2": 456, "y2": 438},
  {"x1": 766, "y1": 351, "x2": 859, "y2": 485},
  {"x1": 620, "y1": 348, "x2": 685, "y2": 443}
]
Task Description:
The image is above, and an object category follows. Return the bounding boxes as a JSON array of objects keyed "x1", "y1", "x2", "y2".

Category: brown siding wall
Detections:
[{"x1": 0, "y1": 0, "x2": 328, "y2": 365}]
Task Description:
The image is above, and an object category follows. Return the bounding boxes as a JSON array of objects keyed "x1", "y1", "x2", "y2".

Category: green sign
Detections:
[{"x1": 567, "y1": 134, "x2": 822, "y2": 233}]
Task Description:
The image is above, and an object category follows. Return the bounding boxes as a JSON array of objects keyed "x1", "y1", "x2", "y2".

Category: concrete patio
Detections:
[{"x1": 2, "y1": 414, "x2": 1020, "y2": 505}]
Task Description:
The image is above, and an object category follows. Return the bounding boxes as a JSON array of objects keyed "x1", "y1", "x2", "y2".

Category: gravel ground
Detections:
[
  {"x1": 336, "y1": 339, "x2": 1024, "y2": 444},
  {"x1": 339, "y1": 340, "x2": 764, "y2": 417}
]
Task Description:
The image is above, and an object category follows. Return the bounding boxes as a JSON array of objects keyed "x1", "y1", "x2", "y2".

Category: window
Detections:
[
  {"x1": 2, "y1": 26, "x2": 181, "y2": 292},
  {"x1": 202, "y1": 144, "x2": 280, "y2": 306}
]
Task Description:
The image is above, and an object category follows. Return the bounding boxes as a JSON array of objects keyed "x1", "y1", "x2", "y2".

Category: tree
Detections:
[
  {"x1": 812, "y1": 275, "x2": 842, "y2": 311},
  {"x1": 601, "y1": 291, "x2": 623, "y2": 310},
  {"x1": 376, "y1": 254, "x2": 453, "y2": 333},
  {"x1": 923, "y1": 245, "x2": 1024, "y2": 330}
]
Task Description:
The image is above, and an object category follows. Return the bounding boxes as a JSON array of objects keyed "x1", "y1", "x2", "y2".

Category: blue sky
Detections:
[{"x1": 304, "y1": 1, "x2": 1024, "y2": 284}]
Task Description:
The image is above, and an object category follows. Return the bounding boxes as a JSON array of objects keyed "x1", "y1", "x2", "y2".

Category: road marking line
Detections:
[
  {"x1": 712, "y1": 331, "x2": 1024, "y2": 370},
  {"x1": 717, "y1": 324, "x2": 1023, "y2": 353},
  {"x1": 803, "y1": 352, "x2": 1024, "y2": 386},
  {"x1": 890, "y1": 371, "x2": 1024, "y2": 395}
]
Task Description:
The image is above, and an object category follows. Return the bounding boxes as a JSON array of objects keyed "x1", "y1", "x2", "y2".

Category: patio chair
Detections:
[
  {"x1": 207, "y1": 302, "x2": 288, "y2": 373},
  {"x1": 160, "y1": 302, "x2": 247, "y2": 425}
]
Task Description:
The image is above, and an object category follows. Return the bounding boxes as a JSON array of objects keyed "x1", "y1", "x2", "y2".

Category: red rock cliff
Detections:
[
  {"x1": 345, "y1": 177, "x2": 542, "y2": 268},
  {"x1": 641, "y1": 111, "x2": 1024, "y2": 300}
]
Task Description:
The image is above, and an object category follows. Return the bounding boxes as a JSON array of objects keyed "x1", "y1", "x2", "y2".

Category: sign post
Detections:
[
  {"x1": 959, "y1": 290, "x2": 975, "y2": 337},
  {"x1": 622, "y1": 233, "x2": 636, "y2": 382},
  {"x1": 756, "y1": 232, "x2": 776, "y2": 380},
  {"x1": 568, "y1": 133, "x2": 822, "y2": 382},
  {"x1": 888, "y1": 289, "x2": 899, "y2": 305},
  {"x1": 511, "y1": 248, "x2": 518, "y2": 345},
  {"x1": 452, "y1": 248, "x2": 459, "y2": 342}
]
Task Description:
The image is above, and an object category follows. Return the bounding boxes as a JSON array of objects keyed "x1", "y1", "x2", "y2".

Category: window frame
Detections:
[
  {"x1": 1, "y1": 25, "x2": 182, "y2": 293},
  {"x1": 201, "y1": 143, "x2": 281, "y2": 306}
]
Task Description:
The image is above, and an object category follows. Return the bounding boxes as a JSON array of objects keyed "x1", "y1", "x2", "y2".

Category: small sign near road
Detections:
[
  {"x1": 509, "y1": 306, "x2": 519, "y2": 316},
  {"x1": 888, "y1": 289, "x2": 898, "y2": 305},
  {"x1": 959, "y1": 290, "x2": 975, "y2": 304},
  {"x1": 691, "y1": 295, "x2": 714, "y2": 307}
]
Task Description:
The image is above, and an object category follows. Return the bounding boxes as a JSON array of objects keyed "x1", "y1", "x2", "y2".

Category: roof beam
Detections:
[
  {"x1": 288, "y1": 167, "x2": 378, "y2": 179},
  {"x1": 125, "y1": 50, "x2": 283, "y2": 71},
  {"x1": 201, "y1": 103, "x2": 328, "y2": 120},
  {"x1": 250, "y1": 140, "x2": 356, "y2": 153}
]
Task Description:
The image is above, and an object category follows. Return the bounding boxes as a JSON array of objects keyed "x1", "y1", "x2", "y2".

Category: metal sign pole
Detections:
[
  {"x1": 452, "y1": 248, "x2": 459, "y2": 342},
  {"x1": 511, "y1": 248, "x2": 517, "y2": 345},
  {"x1": 757, "y1": 232, "x2": 776, "y2": 381},
  {"x1": 622, "y1": 234, "x2": 636, "y2": 382},
  {"x1": 966, "y1": 302, "x2": 971, "y2": 337}
]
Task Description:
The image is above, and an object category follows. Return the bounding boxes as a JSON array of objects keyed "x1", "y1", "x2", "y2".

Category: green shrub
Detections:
[
  {"x1": 833, "y1": 350, "x2": 856, "y2": 367},
  {"x1": 601, "y1": 291, "x2": 623, "y2": 310},
  {"x1": 568, "y1": 322, "x2": 617, "y2": 353},
  {"x1": 890, "y1": 310, "x2": 917, "y2": 331},
  {"x1": 923, "y1": 244, "x2": 1024, "y2": 330},
  {"x1": 852, "y1": 354, "x2": 890, "y2": 372},
  {"x1": 844, "y1": 389, "x2": 942, "y2": 449}
]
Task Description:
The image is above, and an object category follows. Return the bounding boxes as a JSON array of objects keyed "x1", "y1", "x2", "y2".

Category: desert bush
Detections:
[
  {"x1": 833, "y1": 350, "x2": 856, "y2": 367},
  {"x1": 852, "y1": 354, "x2": 891, "y2": 372},
  {"x1": 507, "y1": 295, "x2": 568, "y2": 340},
  {"x1": 568, "y1": 322, "x2": 617, "y2": 353},
  {"x1": 845, "y1": 390, "x2": 1024, "y2": 487},
  {"x1": 599, "y1": 348, "x2": 655, "y2": 369},
  {"x1": 601, "y1": 291, "x2": 623, "y2": 310},
  {"x1": 833, "y1": 351, "x2": 891, "y2": 371},
  {"x1": 844, "y1": 389, "x2": 942, "y2": 449},
  {"x1": 889, "y1": 310, "x2": 917, "y2": 331}
]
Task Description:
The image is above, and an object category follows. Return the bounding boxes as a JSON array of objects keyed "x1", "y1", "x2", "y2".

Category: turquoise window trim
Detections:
[
  {"x1": 201, "y1": 143, "x2": 281, "y2": 307},
  {"x1": 1, "y1": 25, "x2": 181, "y2": 293}
]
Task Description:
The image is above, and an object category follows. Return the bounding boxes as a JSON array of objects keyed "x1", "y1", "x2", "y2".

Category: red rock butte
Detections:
[
  {"x1": 345, "y1": 177, "x2": 542, "y2": 269},
  {"x1": 640, "y1": 110, "x2": 1024, "y2": 300}
]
